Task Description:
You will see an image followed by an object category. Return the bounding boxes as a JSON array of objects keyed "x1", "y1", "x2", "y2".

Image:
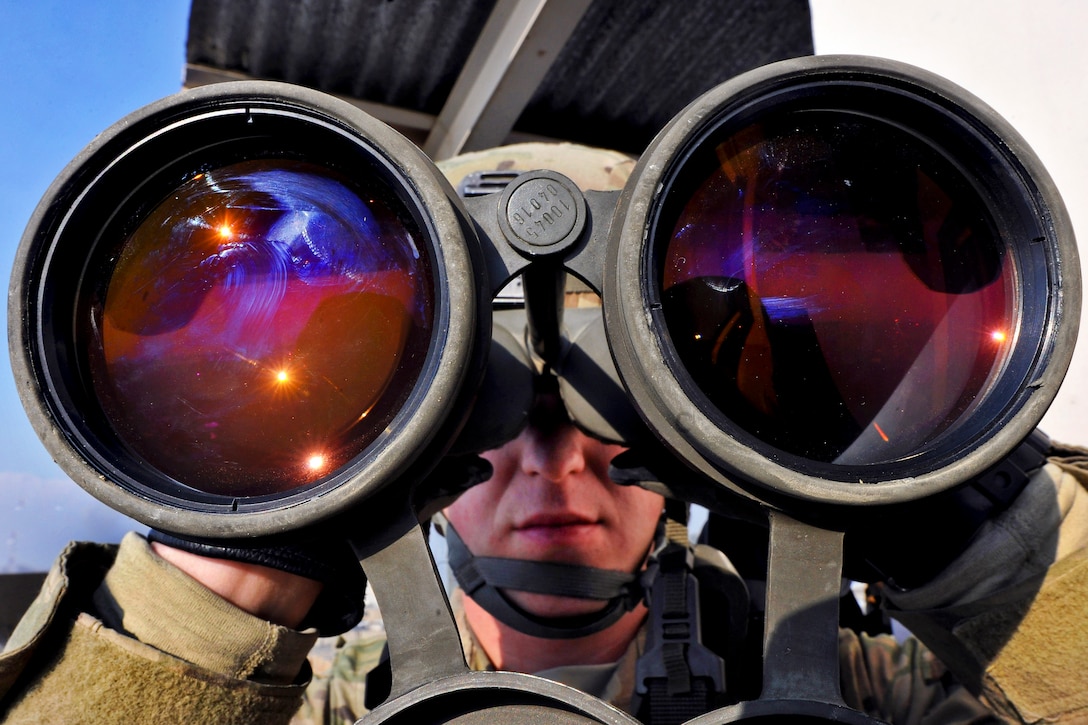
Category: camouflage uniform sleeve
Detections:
[
  {"x1": 293, "y1": 587, "x2": 491, "y2": 724},
  {"x1": 839, "y1": 629, "x2": 1003, "y2": 724},
  {"x1": 293, "y1": 629, "x2": 388, "y2": 725}
]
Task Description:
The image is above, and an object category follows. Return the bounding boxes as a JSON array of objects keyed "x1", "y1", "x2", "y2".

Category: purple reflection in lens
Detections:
[
  {"x1": 89, "y1": 159, "x2": 434, "y2": 496},
  {"x1": 660, "y1": 112, "x2": 1016, "y2": 465}
]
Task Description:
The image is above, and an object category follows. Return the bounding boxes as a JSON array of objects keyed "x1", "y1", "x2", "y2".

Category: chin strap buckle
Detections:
[{"x1": 634, "y1": 517, "x2": 732, "y2": 725}]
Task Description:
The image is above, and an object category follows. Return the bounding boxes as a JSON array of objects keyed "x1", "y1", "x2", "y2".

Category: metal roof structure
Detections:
[{"x1": 185, "y1": 0, "x2": 814, "y2": 160}]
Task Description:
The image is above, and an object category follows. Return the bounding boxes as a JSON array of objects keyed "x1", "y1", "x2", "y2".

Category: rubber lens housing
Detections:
[
  {"x1": 605, "y1": 56, "x2": 1079, "y2": 507},
  {"x1": 10, "y1": 82, "x2": 484, "y2": 536}
]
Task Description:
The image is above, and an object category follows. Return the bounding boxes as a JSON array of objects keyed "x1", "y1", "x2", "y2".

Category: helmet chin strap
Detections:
[{"x1": 439, "y1": 515, "x2": 648, "y2": 639}]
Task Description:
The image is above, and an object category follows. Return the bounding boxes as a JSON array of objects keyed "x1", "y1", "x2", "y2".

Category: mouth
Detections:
[
  {"x1": 515, "y1": 513, "x2": 598, "y2": 530},
  {"x1": 512, "y1": 514, "x2": 601, "y2": 547}
]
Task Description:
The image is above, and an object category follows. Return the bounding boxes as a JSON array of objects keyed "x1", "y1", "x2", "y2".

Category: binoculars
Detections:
[{"x1": 8, "y1": 55, "x2": 1079, "y2": 722}]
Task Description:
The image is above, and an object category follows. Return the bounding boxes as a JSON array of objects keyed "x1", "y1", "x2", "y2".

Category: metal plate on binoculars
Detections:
[
  {"x1": 364, "y1": 671, "x2": 639, "y2": 725},
  {"x1": 683, "y1": 699, "x2": 889, "y2": 723}
]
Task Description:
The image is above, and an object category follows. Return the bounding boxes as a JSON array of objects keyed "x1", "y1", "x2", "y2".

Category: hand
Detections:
[
  {"x1": 148, "y1": 529, "x2": 367, "y2": 635},
  {"x1": 846, "y1": 429, "x2": 1051, "y2": 589},
  {"x1": 150, "y1": 540, "x2": 323, "y2": 628}
]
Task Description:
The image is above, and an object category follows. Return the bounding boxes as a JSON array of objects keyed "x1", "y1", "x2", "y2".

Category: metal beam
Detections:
[
  {"x1": 423, "y1": 0, "x2": 591, "y2": 161},
  {"x1": 184, "y1": 63, "x2": 438, "y2": 144}
]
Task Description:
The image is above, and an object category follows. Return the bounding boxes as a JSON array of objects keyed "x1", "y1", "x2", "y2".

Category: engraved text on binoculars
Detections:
[{"x1": 510, "y1": 183, "x2": 572, "y2": 239}]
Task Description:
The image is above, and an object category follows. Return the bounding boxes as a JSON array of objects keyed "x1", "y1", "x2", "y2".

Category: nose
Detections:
[
  {"x1": 519, "y1": 393, "x2": 587, "y2": 482},
  {"x1": 520, "y1": 420, "x2": 588, "y2": 482}
]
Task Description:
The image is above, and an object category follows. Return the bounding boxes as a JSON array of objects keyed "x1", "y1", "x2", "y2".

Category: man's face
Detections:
[{"x1": 444, "y1": 393, "x2": 665, "y2": 618}]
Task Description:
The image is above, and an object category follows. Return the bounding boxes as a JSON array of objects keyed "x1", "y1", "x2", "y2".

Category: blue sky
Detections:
[{"x1": 0, "y1": 1, "x2": 191, "y2": 570}]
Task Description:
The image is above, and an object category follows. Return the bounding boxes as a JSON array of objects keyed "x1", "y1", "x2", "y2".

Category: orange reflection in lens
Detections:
[{"x1": 90, "y1": 160, "x2": 436, "y2": 497}]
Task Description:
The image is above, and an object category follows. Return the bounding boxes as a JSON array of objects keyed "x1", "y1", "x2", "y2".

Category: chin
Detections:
[{"x1": 506, "y1": 590, "x2": 610, "y2": 620}]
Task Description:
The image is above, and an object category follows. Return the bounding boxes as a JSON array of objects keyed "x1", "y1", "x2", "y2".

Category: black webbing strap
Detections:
[
  {"x1": 659, "y1": 519, "x2": 695, "y2": 697},
  {"x1": 442, "y1": 516, "x2": 645, "y2": 639},
  {"x1": 643, "y1": 680, "x2": 716, "y2": 725},
  {"x1": 467, "y1": 553, "x2": 639, "y2": 600},
  {"x1": 634, "y1": 515, "x2": 726, "y2": 724}
]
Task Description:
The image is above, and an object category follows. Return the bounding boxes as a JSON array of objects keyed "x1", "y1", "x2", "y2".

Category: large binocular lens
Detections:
[
  {"x1": 662, "y1": 110, "x2": 1011, "y2": 465},
  {"x1": 11, "y1": 82, "x2": 484, "y2": 536},
  {"x1": 607, "y1": 56, "x2": 1079, "y2": 507},
  {"x1": 93, "y1": 158, "x2": 434, "y2": 497}
]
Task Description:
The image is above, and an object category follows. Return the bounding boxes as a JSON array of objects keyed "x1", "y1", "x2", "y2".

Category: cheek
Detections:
[
  {"x1": 445, "y1": 446, "x2": 519, "y2": 554},
  {"x1": 445, "y1": 484, "x2": 495, "y2": 553},
  {"x1": 589, "y1": 441, "x2": 625, "y2": 480},
  {"x1": 588, "y1": 442, "x2": 664, "y2": 554},
  {"x1": 480, "y1": 443, "x2": 520, "y2": 483},
  {"x1": 616, "y1": 489, "x2": 665, "y2": 545}
]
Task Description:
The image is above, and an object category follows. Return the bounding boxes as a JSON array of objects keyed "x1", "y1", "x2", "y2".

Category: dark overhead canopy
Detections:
[{"x1": 185, "y1": 0, "x2": 813, "y2": 159}]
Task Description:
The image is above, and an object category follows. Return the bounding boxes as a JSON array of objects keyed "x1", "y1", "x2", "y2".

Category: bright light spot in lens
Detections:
[
  {"x1": 991, "y1": 330, "x2": 1007, "y2": 343},
  {"x1": 307, "y1": 454, "x2": 327, "y2": 472},
  {"x1": 217, "y1": 223, "x2": 233, "y2": 240},
  {"x1": 275, "y1": 369, "x2": 290, "y2": 383}
]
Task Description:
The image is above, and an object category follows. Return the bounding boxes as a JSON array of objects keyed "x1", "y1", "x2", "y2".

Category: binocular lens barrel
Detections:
[
  {"x1": 608, "y1": 56, "x2": 1078, "y2": 505},
  {"x1": 658, "y1": 109, "x2": 1013, "y2": 466},
  {"x1": 88, "y1": 158, "x2": 435, "y2": 497},
  {"x1": 11, "y1": 82, "x2": 485, "y2": 535}
]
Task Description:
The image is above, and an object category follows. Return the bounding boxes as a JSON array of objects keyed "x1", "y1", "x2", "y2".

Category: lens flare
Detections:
[{"x1": 89, "y1": 159, "x2": 435, "y2": 496}]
